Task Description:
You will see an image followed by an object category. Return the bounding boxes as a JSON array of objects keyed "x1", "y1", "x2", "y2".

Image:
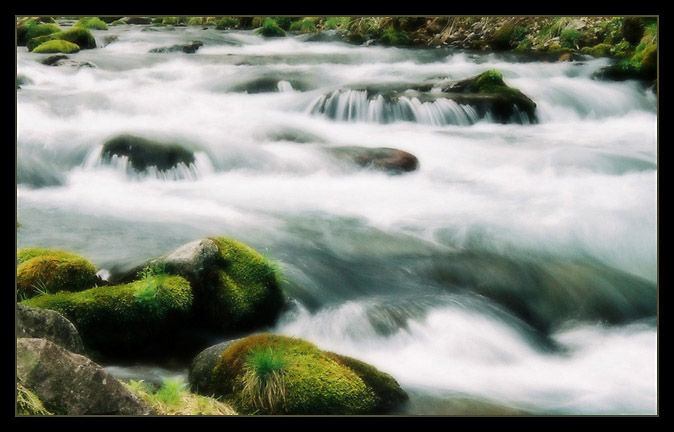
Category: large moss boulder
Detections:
[
  {"x1": 17, "y1": 304, "x2": 85, "y2": 354},
  {"x1": 101, "y1": 134, "x2": 196, "y2": 173},
  {"x1": 190, "y1": 334, "x2": 407, "y2": 415},
  {"x1": 32, "y1": 39, "x2": 80, "y2": 54},
  {"x1": 27, "y1": 27, "x2": 96, "y2": 52},
  {"x1": 17, "y1": 17, "x2": 61, "y2": 46},
  {"x1": 21, "y1": 274, "x2": 193, "y2": 356},
  {"x1": 74, "y1": 17, "x2": 108, "y2": 30},
  {"x1": 110, "y1": 237, "x2": 286, "y2": 334},
  {"x1": 444, "y1": 69, "x2": 538, "y2": 123},
  {"x1": 17, "y1": 338, "x2": 151, "y2": 415},
  {"x1": 16, "y1": 248, "x2": 99, "y2": 300}
]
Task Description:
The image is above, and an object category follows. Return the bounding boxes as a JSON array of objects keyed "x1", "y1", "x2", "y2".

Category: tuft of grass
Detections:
[
  {"x1": 124, "y1": 379, "x2": 236, "y2": 415},
  {"x1": 256, "y1": 17, "x2": 286, "y2": 37},
  {"x1": 240, "y1": 346, "x2": 288, "y2": 413},
  {"x1": 134, "y1": 263, "x2": 167, "y2": 307},
  {"x1": 17, "y1": 382, "x2": 52, "y2": 415},
  {"x1": 155, "y1": 379, "x2": 186, "y2": 406}
]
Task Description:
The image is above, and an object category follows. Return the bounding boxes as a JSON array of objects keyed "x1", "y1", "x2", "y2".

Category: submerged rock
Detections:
[
  {"x1": 101, "y1": 134, "x2": 196, "y2": 173},
  {"x1": 17, "y1": 338, "x2": 151, "y2": 415},
  {"x1": 17, "y1": 304, "x2": 85, "y2": 354},
  {"x1": 327, "y1": 146, "x2": 419, "y2": 175},
  {"x1": 190, "y1": 333, "x2": 407, "y2": 415},
  {"x1": 39, "y1": 54, "x2": 96, "y2": 68},
  {"x1": 149, "y1": 41, "x2": 204, "y2": 54}
]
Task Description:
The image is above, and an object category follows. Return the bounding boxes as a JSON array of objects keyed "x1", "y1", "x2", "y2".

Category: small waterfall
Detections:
[
  {"x1": 306, "y1": 89, "x2": 481, "y2": 126},
  {"x1": 277, "y1": 80, "x2": 295, "y2": 92},
  {"x1": 84, "y1": 145, "x2": 214, "y2": 181}
]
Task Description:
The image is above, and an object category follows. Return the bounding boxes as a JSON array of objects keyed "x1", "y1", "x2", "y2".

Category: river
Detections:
[{"x1": 16, "y1": 24, "x2": 658, "y2": 415}]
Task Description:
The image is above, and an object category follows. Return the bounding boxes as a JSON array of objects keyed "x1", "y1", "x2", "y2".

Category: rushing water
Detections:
[{"x1": 16, "y1": 25, "x2": 658, "y2": 415}]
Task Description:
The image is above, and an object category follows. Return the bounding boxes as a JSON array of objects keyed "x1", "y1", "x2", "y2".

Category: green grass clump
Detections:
[
  {"x1": 124, "y1": 379, "x2": 237, "y2": 415},
  {"x1": 379, "y1": 28, "x2": 410, "y2": 46},
  {"x1": 31, "y1": 39, "x2": 80, "y2": 54},
  {"x1": 324, "y1": 17, "x2": 351, "y2": 30},
  {"x1": 212, "y1": 334, "x2": 378, "y2": 415},
  {"x1": 216, "y1": 17, "x2": 238, "y2": 29},
  {"x1": 74, "y1": 17, "x2": 108, "y2": 30},
  {"x1": 21, "y1": 275, "x2": 192, "y2": 352},
  {"x1": 17, "y1": 382, "x2": 52, "y2": 415},
  {"x1": 289, "y1": 19, "x2": 318, "y2": 33},
  {"x1": 255, "y1": 18, "x2": 286, "y2": 37},
  {"x1": 560, "y1": 28, "x2": 580, "y2": 49},
  {"x1": 16, "y1": 249, "x2": 98, "y2": 299}
]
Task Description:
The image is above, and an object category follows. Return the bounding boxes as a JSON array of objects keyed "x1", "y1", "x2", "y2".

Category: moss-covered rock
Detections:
[
  {"x1": 17, "y1": 18, "x2": 61, "y2": 46},
  {"x1": 27, "y1": 26, "x2": 96, "y2": 51},
  {"x1": 199, "y1": 334, "x2": 406, "y2": 415},
  {"x1": 581, "y1": 43, "x2": 612, "y2": 57},
  {"x1": 31, "y1": 39, "x2": 80, "y2": 54},
  {"x1": 74, "y1": 17, "x2": 108, "y2": 30},
  {"x1": 21, "y1": 274, "x2": 193, "y2": 356},
  {"x1": 16, "y1": 249, "x2": 98, "y2": 299},
  {"x1": 109, "y1": 237, "x2": 286, "y2": 334}
]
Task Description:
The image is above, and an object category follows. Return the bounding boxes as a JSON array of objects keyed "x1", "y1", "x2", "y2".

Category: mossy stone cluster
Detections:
[
  {"x1": 17, "y1": 248, "x2": 98, "y2": 300},
  {"x1": 17, "y1": 18, "x2": 61, "y2": 46},
  {"x1": 32, "y1": 40, "x2": 80, "y2": 54},
  {"x1": 25, "y1": 26, "x2": 97, "y2": 53},
  {"x1": 74, "y1": 17, "x2": 108, "y2": 30},
  {"x1": 21, "y1": 274, "x2": 192, "y2": 354},
  {"x1": 205, "y1": 334, "x2": 407, "y2": 415}
]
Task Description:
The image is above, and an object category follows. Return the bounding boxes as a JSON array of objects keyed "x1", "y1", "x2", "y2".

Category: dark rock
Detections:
[
  {"x1": 16, "y1": 338, "x2": 152, "y2": 415},
  {"x1": 17, "y1": 74, "x2": 33, "y2": 89},
  {"x1": 16, "y1": 304, "x2": 85, "y2": 354},
  {"x1": 102, "y1": 34, "x2": 119, "y2": 47},
  {"x1": 39, "y1": 54, "x2": 96, "y2": 68},
  {"x1": 328, "y1": 146, "x2": 419, "y2": 175},
  {"x1": 592, "y1": 64, "x2": 656, "y2": 83},
  {"x1": 101, "y1": 134, "x2": 196, "y2": 172},
  {"x1": 149, "y1": 41, "x2": 204, "y2": 54},
  {"x1": 188, "y1": 339, "x2": 238, "y2": 395},
  {"x1": 622, "y1": 17, "x2": 645, "y2": 45}
]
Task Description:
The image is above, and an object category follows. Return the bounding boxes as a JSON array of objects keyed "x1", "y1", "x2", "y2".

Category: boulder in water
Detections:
[
  {"x1": 39, "y1": 54, "x2": 96, "y2": 68},
  {"x1": 17, "y1": 304, "x2": 85, "y2": 354},
  {"x1": 101, "y1": 134, "x2": 196, "y2": 173},
  {"x1": 17, "y1": 338, "x2": 152, "y2": 415},
  {"x1": 190, "y1": 333, "x2": 407, "y2": 415},
  {"x1": 327, "y1": 146, "x2": 419, "y2": 175},
  {"x1": 31, "y1": 40, "x2": 80, "y2": 54},
  {"x1": 27, "y1": 27, "x2": 97, "y2": 51},
  {"x1": 109, "y1": 237, "x2": 287, "y2": 334},
  {"x1": 17, "y1": 17, "x2": 61, "y2": 46},
  {"x1": 149, "y1": 41, "x2": 204, "y2": 54}
]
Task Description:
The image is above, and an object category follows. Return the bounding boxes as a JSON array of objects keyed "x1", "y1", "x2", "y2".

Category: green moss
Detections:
[
  {"x1": 560, "y1": 28, "x2": 580, "y2": 49},
  {"x1": 379, "y1": 28, "x2": 410, "y2": 46},
  {"x1": 74, "y1": 17, "x2": 108, "y2": 30},
  {"x1": 324, "y1": 17, "x2": 350, "y2": 30},
  {"x1": 124, "y1": 379, "x2": 237, "y2": 415},
  {"x1": 16, "y1": 250, "x2": 97, "y2": 299},
  {"x1": 581, "y1": 43, "x2": 612, "y2": 57},
  {"x1": 21, "y1": 275, "x2": 192, "y2": 352},
  {"x1": 216, "y1": 17, "x2": 238, "y2": 30},
  {"x1": 17, "y1": 382, "x2": 52, "y2": 415},
  {"x1": 161, "y1": 17, "x2": 179, "y2": 26},
  {"x1": 27, "y1": 26, "x2": 96, "y2": 51},
  {"x1": 255, "y1": 18, "x2": 286, "y2": 37},
  {"x1": 31, "y1": 39, "x2": 80, "y2": 54},
  {"x1": 212, "y1": 334, "x2": 377, "y2": 415},
  {"x1": 325, "y1": 352, "x2": 408, "y2": 413},
  {"x1": 289, "y1": 19, "x2": 318, "y2": 33},
  {"x1": 202, "y1": 237, "x2": 285, "y2": 330},
  {"x1": 21, "y1": 22, "x2": 61, "y2": 44},
  {"x1": 110, "y1": 19, "x2": 127, "y2": 26}
]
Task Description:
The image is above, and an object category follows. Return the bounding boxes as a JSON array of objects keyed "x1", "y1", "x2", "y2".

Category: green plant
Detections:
[
  {"x1": 560, "y1": 28, "x2": 580, "y2": 48},
  {"x1": 324, "y1": 17, "x2": 350, "y2": 30},
  {"x1": 135, "y1": 263, "x2": 166, "y2": 307},
  {"x1": 74, "y1": 17, "x2": 108, "y2": 30},
  {"x1": 155, "y1": 379, "x2": 186, "y2": 406},
  {"x1": 256, "y1": 17, "x2": 286, "y2": 37},
  {"x1": 240, "y1": 346, "x2": 288, "y2": 412},
  {"x1": 380, "y1": 28, "x2": 410, "y2": 46}
]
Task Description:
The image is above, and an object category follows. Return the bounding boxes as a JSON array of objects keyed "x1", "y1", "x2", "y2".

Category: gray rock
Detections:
[
  {"x1": 188, "y1": 339, "x2": 238, "y2": 395},
  {"x1": 101, "y1": 134, "x2": 196, "y2": 173},
  {"x1": 16, "y1": 304, "x2": 85, "y2": 354},
  {"x1": 16, "y1": 338, "x2": 152, "y2": 415}
]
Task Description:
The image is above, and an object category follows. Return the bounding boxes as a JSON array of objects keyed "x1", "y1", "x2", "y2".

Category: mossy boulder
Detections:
[
  {"x1": 74, "y1": 17, "x2": 108, "y2": 30},
  {"x1": 109, "y1": 237, "x2": 286, "y2": 334},
  {"x1": 192, "y1": 334, "x2": 407, "y2": 415},
  {"x1": 21, "y1": 274, "x2": 193, "y2": 356},
  {"x1": 27, "y1": 27, "x2": 96, "y2": 51},
  {"x1": 101, "y1": 134, "x2": 196, "y2": 173},
  {"x1": 31, "y1": 39, "x2": 80, "y2": 54},
  {"x1": 16, "y1": 248, "x2": 98, "y2": 299},
  {"x1": 17, "y1": 18, "x2": 61, "y2": 46},
  {"x1": 149, "y1": 41, "x2": 203, "y2": 54},
  {"x1": 444, "y1": 70, "x2": 537, "y2": 123}
]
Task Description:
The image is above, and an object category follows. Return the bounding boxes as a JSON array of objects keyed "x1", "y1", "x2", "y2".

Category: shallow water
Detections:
[{"x1": 16, "y1": 25, "x2": 658, "y2": 415}]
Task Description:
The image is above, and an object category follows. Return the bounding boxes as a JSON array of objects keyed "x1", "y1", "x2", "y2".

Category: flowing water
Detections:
[{"x1": 16, "y1": 25, "x2": 658, "y2": 415}]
